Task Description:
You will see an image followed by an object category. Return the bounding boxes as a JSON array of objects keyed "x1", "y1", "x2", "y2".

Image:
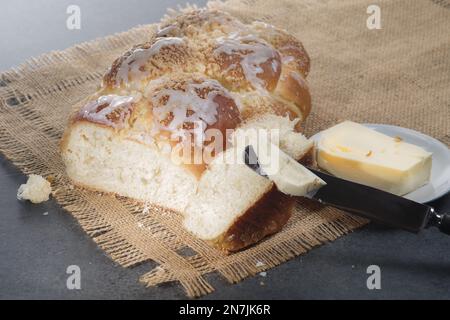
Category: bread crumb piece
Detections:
[
  {"x1": 394, "y1": 136, "x2": 403, "y2": 142},
  {"x1": 43, "y1": 212, "x2": 49, "y2": 216},
  {"x1": 255, "y1": 261, "x2": 265, "y2": 268},
  {"x1": 260, "y1": 281, "x2": 265, "y2": 286},
  {"x1": 17, "y1": 174, "x2": 52, "y2": 204},
  {"x1": 259, "y1": 272, "x2": 267, "y2": 277},
  {"x1": 366, "y1": 150, "x2": 372, "y2": 157}
]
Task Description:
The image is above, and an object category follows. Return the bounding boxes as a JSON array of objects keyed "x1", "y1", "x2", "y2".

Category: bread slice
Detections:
[{"x1": 61, "y1": 112, "x2": 313, "y2": 252}]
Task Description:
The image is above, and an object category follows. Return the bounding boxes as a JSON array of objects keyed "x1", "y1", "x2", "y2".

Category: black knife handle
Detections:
[
  {"x1": 438, "y1": 214, "x2": 450, "y2": 235},
  {"x1": 429, "y1": 209, "x2": 450, "y2": 235}
]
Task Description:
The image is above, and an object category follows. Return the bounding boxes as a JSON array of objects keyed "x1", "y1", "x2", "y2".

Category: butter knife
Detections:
[{"x1": 244, "y1": 145, "x2": 450, "y2": 235}]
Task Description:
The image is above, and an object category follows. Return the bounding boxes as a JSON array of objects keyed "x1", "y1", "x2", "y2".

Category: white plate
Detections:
[{"x1": 310, "y1": 124, "x2": 450, "y2": 203}]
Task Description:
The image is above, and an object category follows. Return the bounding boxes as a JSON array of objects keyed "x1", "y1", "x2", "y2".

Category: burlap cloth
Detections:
[{"x1": 0, "y1": 0, "x2": 449, "y2": 297}]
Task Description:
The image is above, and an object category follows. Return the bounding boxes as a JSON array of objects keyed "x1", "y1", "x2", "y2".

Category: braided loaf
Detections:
[{"x1": 61, "y1": 9, "x2": 313, "y2": 252}]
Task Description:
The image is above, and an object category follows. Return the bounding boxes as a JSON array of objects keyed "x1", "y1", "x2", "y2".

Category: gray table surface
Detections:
[{"x1": 1, "y1": 0, "x2": 449, "y2": 300}]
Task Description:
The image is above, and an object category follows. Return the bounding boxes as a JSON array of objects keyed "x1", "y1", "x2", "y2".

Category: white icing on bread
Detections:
[
  {"x1": 78, "y1": 95, "x2": 134, "y2": 128},
  {"x1": 115, "y1": 37, "x2": 185, "y2": 87},
  {"x1": 146, "y1": 77, "x2": 236, "y2": 146},
  {"x1": 214, "y1": 33, "x2": 280, "y2": 90}
]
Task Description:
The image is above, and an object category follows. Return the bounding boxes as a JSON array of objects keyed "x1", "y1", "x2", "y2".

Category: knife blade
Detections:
[{"x1": 244, "y1": 145, "x2": 450, "y2": 235}]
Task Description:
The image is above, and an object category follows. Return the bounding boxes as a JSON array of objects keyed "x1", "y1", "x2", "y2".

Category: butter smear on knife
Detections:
[{"x1": 243, "y1": 132, "x2": 326, "y2": 197}]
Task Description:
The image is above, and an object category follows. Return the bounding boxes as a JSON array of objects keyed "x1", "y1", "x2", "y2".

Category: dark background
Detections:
[{"x1": 0, "y1": 0, "x2": 449, "y2": 299}]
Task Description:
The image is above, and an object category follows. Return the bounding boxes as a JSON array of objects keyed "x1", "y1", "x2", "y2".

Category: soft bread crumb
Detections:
[
  {"x1": 63, "y1": 112, "x2": 313, "y2": 248},
  {"x1": 17, "y1": 174, "x2": 52, "y2": 204}
]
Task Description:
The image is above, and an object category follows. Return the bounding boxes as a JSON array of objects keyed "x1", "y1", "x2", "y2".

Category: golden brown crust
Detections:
[
  {"x1": 298, "y1": 146, "x2": 315, "y2": 167},
  {"x1": 205, "y1": 35, "x2": 282, "y2": 92},
  {"x1": 70, "y1": 9, "x2": 312, "y2": 133},
  {"x1": 157, "y1": 9, "x2": 244, "y2": 38},
  {"x1": 250, "y1": 21, "x2": 310, "y2": 77},
  {"x1": 102, "y1": 37, "x2": 200, "y2": 89},
  {"x1": 275, "y1": 70, "x2": 311, "y2": 119},
  {"x1": 209, "y1": 185, "x2": 294, "y2": 253}
]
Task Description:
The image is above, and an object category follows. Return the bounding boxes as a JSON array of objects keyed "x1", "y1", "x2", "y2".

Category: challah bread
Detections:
[{"x1": 61, "y1": 9, "x2": 314, "y2": 252}]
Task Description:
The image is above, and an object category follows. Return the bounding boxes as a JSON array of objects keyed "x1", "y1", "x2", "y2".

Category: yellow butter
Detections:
[{"x1": 317, "y1": 121, "x2": 432, "y2": 195}]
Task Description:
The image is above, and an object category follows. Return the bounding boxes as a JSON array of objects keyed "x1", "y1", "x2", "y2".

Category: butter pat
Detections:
[{"x1": 317, "y1": 121, "x2": 432, "y2": 195}]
